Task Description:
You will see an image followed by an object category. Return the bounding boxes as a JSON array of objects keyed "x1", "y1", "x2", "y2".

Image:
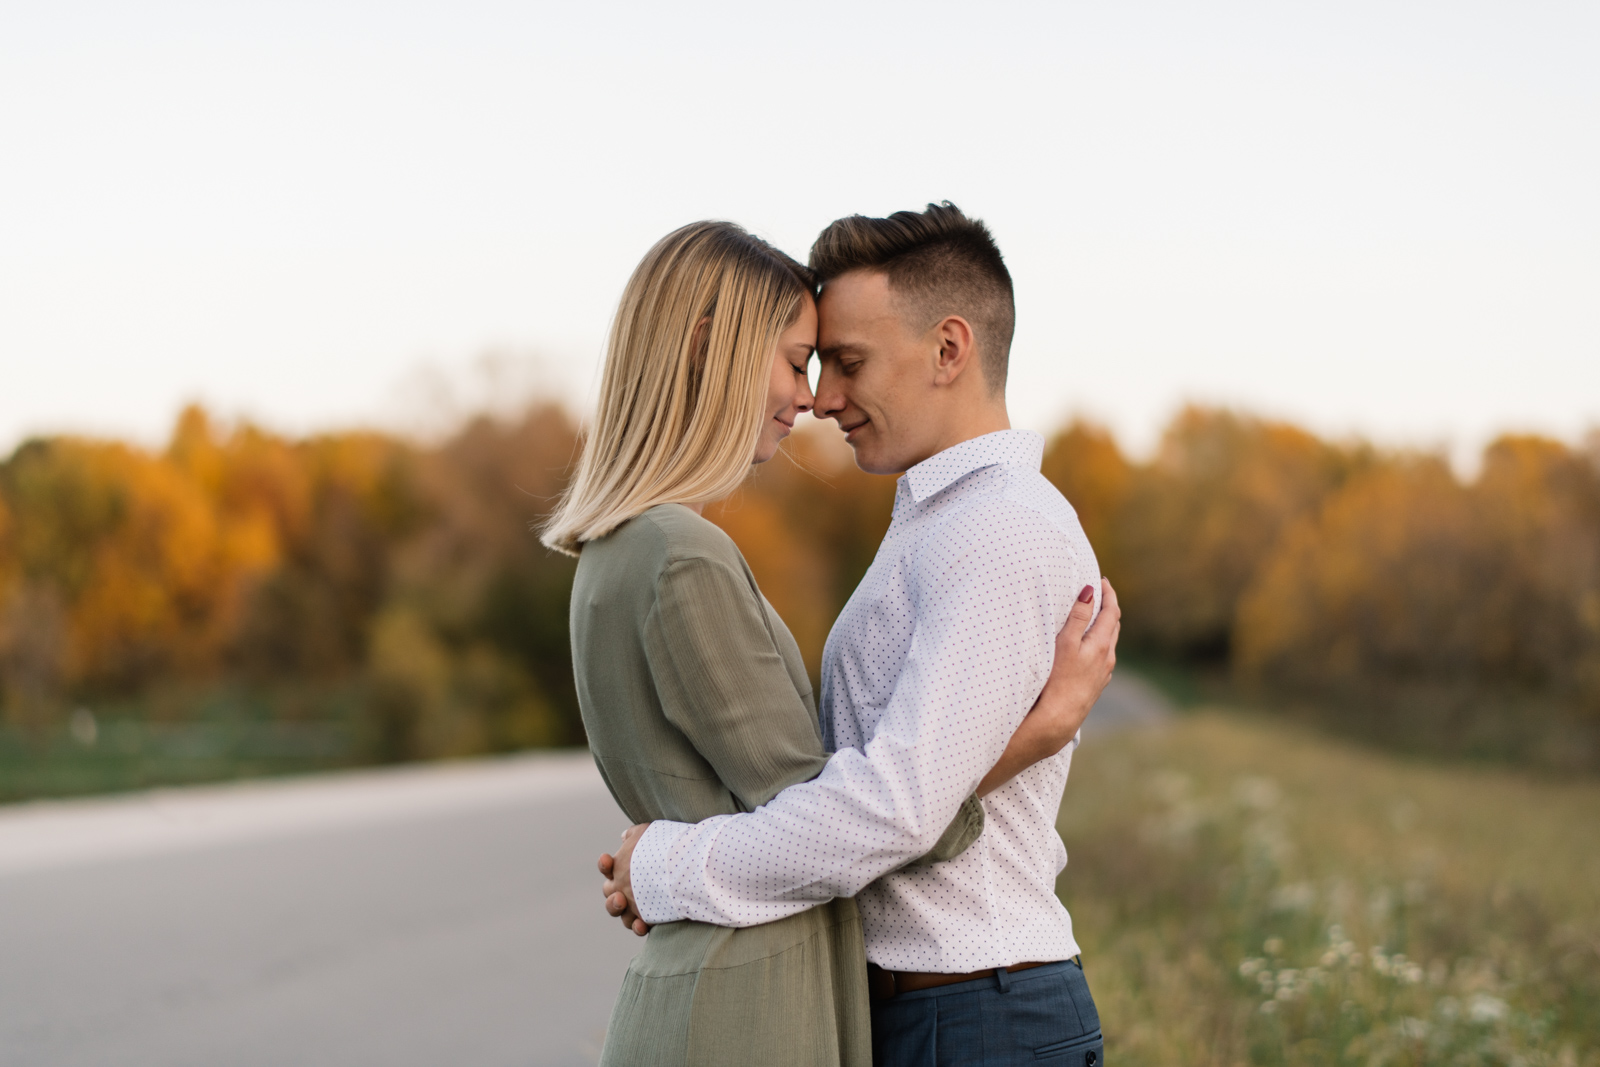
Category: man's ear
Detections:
[{"x1": 930, "y1": 315, "x2": 979, "y2": 387}]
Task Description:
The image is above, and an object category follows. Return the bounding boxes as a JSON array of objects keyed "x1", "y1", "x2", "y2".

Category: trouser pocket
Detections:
[{"x1": 1034, "y1": 1030, "x2": 1104, "y2": 1064}]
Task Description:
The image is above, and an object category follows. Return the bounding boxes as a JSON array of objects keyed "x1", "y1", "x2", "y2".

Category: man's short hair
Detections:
[{"x1": 809, "y1": 202, "x2": 1015, "y2": 392}]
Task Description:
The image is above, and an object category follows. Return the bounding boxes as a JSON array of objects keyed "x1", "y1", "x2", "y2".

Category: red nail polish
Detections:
[{"x1": 1078, "y1": 585, "x2": 1094, "y2": 603}]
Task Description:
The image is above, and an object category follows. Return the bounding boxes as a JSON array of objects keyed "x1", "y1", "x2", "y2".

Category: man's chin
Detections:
[
  {"x1": 847, "y1": 442, "x2": 900, "y2": 477},
  {"x1": 835, "y1": 423, "x2": 891, "y2": 474}
]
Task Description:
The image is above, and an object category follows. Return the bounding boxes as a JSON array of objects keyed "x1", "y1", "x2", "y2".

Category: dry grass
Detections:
[{"x1": 1056, "y1": 710, "x2": 1600, "y2": 1066}]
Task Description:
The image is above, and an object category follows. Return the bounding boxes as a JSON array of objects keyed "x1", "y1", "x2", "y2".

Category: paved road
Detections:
[
  {"x1": 0, "y1": 676, "x2": 1167, "y2": 1067},
  {"x1": 1083, "y1": 670, "x2": 1172, "y2": 734},
  {"x1": 0, "y1": 756, "x2": 638, "y2": 1067}
]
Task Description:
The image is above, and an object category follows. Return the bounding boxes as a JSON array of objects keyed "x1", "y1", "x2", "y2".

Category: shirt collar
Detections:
[{"x1": 901, "y1": 429, "x2": 1045, "y2": 504}]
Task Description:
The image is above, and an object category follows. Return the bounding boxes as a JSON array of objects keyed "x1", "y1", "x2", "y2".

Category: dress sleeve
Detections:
[{"x1": 643, "y1": 555, "x2": 829, "y2": 811}]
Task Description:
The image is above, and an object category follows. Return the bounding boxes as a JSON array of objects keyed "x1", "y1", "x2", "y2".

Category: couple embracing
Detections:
[{"x1": 543, "y1": 203, "x2": 1122, "y2": 1067}]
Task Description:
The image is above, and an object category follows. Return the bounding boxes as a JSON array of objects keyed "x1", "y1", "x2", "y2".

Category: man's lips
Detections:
[{"x1": 840, "y1": 420, "x2": 868, "y2": 440}]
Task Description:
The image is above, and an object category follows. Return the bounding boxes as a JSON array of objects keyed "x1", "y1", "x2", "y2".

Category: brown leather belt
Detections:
[{"x1": 867, "y1": 960, "x2": 1062, "y2": 1002}]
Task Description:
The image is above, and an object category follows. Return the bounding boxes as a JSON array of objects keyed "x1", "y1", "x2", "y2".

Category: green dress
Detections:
[{"x1": 570, "y1": 504, "x2": 980, "y2": 1067}]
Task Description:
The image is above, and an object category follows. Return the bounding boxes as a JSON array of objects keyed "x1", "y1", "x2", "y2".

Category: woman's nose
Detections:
[{"x1": 795, "y1": 377, "x2": 815, "y2": 413}]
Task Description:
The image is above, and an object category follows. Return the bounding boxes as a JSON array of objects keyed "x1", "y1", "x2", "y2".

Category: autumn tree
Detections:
[
  {"x1": 5, "y1": 397, "x2": 1597, "y2": 774},
  {"x1": 1234, "y1": 437, "x2": 1600, "y2": 764},
  {"x1": 1113, "y1": 408, "x2": 1364, "y2": 660}
]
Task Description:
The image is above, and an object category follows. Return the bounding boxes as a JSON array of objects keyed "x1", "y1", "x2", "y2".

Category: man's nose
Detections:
[{"x1": 814, "y1": 364, "x2": 846, "y2": 419}]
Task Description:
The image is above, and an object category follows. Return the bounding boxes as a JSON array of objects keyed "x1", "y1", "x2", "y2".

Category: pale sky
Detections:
[{"x1": 2, "y1": 0, "x2": 1596, "y2": 461}]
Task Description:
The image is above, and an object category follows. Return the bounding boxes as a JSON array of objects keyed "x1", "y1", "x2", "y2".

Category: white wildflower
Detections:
[
  {"x1": 1322, "y1": 929, "x2": 1358, "y2": 967},
  {"x1": 1469, "y1": 994, "x2": 1508, "y2": 1023}
]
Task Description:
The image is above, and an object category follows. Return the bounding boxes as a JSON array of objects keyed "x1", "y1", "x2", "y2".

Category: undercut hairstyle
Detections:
[{"x1": 809, "y1": 202, "x2": 1015, "y2": 392}]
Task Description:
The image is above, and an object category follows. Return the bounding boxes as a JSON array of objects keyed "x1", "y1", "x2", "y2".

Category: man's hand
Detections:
[
  {"x1": 976, "y1": 578, "x2": 1122, "y2": 796},
  {"x1": 599, "y1": 823, "x2": 652, "y2": 937}
]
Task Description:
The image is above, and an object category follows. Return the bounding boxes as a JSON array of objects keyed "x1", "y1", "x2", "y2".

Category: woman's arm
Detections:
[
  {"x1": 976, "y1": 578, "x2": 1121, "y2": 796},
  {"x1": 644, "y1": 554, "x2": 832, "y2": 810}
]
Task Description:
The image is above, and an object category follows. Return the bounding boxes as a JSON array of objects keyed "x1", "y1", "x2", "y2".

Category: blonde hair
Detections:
[{"x1": 541, "y1": 222, "x2": 814, "y2": 555}]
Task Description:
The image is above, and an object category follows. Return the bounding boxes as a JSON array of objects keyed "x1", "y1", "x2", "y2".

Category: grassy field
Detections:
[
  {"x1": 0, "y1": 683, "x2": 369, "y2": 803},
  {"x1": 1057, "y1": 711, "x2": 1600, "y2": 1066}
]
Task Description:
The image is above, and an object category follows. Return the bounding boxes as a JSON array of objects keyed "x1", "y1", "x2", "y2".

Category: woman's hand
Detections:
[
  {"x1": 976, "y1": 578, "x2": 1121, "y2": 797},
  {"x1": 599, "y1": 823, "x2": 652, "y2": 937}
]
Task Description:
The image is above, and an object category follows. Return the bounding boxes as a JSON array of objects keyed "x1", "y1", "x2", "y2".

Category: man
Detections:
[{"x1": 603, "y1": 203, "x2": 1116, "y2": 1066}]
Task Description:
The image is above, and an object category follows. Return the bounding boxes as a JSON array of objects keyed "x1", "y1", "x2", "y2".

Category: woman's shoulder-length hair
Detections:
[{"x1": 541, "y1": 221, "x2": 814, "y2": 556}]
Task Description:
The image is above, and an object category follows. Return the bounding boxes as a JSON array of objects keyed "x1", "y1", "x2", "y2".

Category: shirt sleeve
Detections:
[
  {"x1": 631, "y1": 504, "x2": 1080, "y2": 928},
  {"x1": 644, "y1": 555, "x2": 831, "y2": 811}
]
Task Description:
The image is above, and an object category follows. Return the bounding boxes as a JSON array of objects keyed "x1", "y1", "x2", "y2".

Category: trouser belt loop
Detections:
[{"x1": 995, "y1": 966, "x2": 1012, "y2": 993}]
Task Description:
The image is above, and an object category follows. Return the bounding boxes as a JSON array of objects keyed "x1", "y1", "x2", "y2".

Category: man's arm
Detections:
[
  {"x1": 614, "y1": 506, "x2": 1096, "y2": 929},
  {"x1": 975, "y1": 577, "x2": 1119, "y2": 796},
  {"x1": 603, "y1": 576, "x2": 1120, "y2": 934}
]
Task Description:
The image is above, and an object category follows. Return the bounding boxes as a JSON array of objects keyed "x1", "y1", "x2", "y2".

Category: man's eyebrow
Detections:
[{"x1": 818, "y1": 341, "x2": 868, "y2": 359}]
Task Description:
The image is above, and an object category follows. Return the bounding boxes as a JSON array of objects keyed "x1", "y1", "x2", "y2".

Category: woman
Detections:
[{"x1": 543, "y1": 222, "x2": 1099, "y2": 1066}]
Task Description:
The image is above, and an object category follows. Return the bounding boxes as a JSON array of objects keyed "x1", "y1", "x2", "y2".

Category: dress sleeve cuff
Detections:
[{"x1": 630, "y1": 819, "x2": 695, "y2": 925}]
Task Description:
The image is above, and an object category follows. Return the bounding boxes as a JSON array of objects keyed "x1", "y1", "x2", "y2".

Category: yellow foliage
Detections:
[
  {"x1": 704, "y1": 490, "x2": 832, "y2": 679},
  {"x1": 1039, "y1": 407, "x2": 1366, "y2": 660},
  {"x1": 1235, "y1": 457, "x2": 1472, "y2": 687},
  {"x1": 3, "y1": 399, "x2": 1596, "y2": 768},
  {"x1": 1041, "y1": 420, "x2": 1131, "y2": 564},
  {"x1": 1236, "y1": 435, "x2": 1600, "y2": 715}
]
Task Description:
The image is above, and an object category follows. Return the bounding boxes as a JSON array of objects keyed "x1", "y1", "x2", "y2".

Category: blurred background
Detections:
[{"x1": 1, "y1": 2, "x2": 1598, "y2": 1065}]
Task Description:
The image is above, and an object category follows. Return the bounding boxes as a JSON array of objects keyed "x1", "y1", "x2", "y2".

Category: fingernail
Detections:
[{"x1": 1078, "y1": 585, "x2": 1094, "y2": 603}]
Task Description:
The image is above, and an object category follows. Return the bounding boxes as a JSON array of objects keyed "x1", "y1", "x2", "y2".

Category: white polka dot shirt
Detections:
[{"x1": 630, "y1": 430, "x2": 1100, "y2": 972}]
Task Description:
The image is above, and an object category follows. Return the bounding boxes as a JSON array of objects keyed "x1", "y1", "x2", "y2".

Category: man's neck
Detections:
[{"x1": 908, "y1": 403, "x2": 1011, "y2": 471}]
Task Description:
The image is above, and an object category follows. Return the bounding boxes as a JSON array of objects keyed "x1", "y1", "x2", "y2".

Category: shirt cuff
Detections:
[{"x1": 630, "y1": 819, "x2": 696, "y2": 925}]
